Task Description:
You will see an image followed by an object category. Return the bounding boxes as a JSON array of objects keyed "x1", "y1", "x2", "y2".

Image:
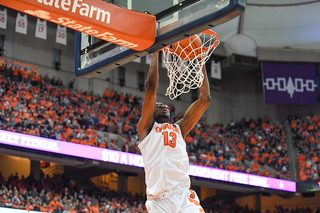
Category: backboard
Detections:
[{"x1": 75, "y1": 0, "x2": 245, "y2": 79}]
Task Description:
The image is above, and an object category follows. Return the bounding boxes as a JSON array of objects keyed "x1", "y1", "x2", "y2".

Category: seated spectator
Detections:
[
  {"x1": 291, "y1": 115, "x2": 320, "y2": 181},
  {"x1": 0, "y1": 171, "x2": 148, "y2": 212},
  {"x1": 0, "y1": 196, "x2": 5, "y2": 207}
]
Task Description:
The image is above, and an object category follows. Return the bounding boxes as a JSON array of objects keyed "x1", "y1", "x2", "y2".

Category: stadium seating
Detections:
[
  {"x1": 0, "y1": 66, "x2": 292, "y2": 180},
  {"x1": 0, "y1": 171, "x2": 147, "y2": 212},
  {"x1": 289, "y1": 115, "x2": 320, "y2": 181},
  {"x1": 2, "y1": 171, "x2": 317, "y2": 213}
]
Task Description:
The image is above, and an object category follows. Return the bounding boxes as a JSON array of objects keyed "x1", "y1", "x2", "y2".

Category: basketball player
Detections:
[{"x1": 138, "y1": 51, "x2": 210, "y2": 213}]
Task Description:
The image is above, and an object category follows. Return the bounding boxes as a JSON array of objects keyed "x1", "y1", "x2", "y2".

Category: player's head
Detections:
[{"x1": 153, "y1": 102, "x2": 170, "y2": 123}]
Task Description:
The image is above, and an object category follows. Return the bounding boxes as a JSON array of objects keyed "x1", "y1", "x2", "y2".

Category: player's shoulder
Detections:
[
  {"x1": 139, "y1": 120, "x2": 156, "y2": 141},
  {"x1": 174, "y1": 119, "x2": 183, "y2": 127},
  {"x1": 172, "y1": 123, "x2": 180, "y2": 128}
]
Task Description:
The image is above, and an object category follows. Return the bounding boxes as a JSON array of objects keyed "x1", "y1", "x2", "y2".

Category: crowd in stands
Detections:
[
  {"x1": 0, "y1": 64, "x2": 291, "y2": 179},
  {"x1": 203, "y1": 203, "x2": 319, "y2": 213},
  {"x1": 0, "y1": 171, "x2": 147, "y2": 213},
  {"x1": 268, "y1": 205, "x2": 319, "y2": 213},
  {"x1": 187, "y1": 116, "x2": 289, "y2": 179},
  {"x1": 289, "y1": 115, "x2": 320, "y2": 181},
  {"x1": 1, "y1": 171, "x2": 319, "y2": 213}
]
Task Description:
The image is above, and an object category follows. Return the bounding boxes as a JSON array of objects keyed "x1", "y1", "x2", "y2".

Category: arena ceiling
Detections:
[{"x1": 213, "y1": 0, "x2": 320, "y2": 54}]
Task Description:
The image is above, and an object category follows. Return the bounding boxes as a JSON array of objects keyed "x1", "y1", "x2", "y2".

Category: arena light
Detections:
[{"x1": 0, "y1": 130, "x2": 296, "y2": 192}]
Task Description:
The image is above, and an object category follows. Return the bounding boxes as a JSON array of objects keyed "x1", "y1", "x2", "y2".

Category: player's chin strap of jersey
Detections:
[{"x1": 147, "y1": 187, "x2": 189, "y2": 200}]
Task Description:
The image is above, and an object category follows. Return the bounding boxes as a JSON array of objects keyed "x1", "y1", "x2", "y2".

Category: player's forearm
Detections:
[{"x1": 199, "y1": 66, "x2": 211, "y2": 100}]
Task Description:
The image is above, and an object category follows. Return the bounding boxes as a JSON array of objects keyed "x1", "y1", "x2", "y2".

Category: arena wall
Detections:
[{"x1": 1, "y1": 7, "x2": 320, "y2": 126}]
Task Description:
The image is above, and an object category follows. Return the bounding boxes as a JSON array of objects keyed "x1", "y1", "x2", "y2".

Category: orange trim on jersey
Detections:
[
  {"x1": 189, "y1": 190, "x2": 196, "y2": 199},
  {"x1": 156, "y1": 124, "x2": 180, "y2": 134},
  {"x1": 188, "y1": 198, "x2": 205, "y2": 213},
  {"x1": 2, "y1": 0, "x2": 156, "y2": 51}
]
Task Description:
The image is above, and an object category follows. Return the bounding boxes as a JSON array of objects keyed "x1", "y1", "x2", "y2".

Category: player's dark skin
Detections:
[
  {"x1": 153, "y1": 103, "x2": 170, "y2": 123},
  {"x1": 138, "y1": 51, "x2": 211, "y2": 141}
]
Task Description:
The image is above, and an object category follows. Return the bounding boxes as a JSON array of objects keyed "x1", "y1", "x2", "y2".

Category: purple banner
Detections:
[
  {"x1": 0, "y1": 130, "x2": 296, "y2": 192},
  {"x1": 262, "y1": 62, "x2": 318, "y2": 104},
  {"x1": 0, "y1": 130, "x2": 144, "y2": 168}
]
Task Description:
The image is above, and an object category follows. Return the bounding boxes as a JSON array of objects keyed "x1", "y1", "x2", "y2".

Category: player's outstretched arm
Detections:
[
  {"x1": 138, "y1": 52, "x2": 159, "y2": 141},
  {"x1": 176, "y1": 65, "x2": 211, "y2": 138}
]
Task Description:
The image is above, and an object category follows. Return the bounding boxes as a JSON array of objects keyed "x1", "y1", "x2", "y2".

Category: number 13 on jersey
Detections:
[{"x1": 162, "y1": 131, "x2": 177, "y2": 148}]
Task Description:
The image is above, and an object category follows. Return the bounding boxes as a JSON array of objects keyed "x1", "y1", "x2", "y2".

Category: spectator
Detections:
[
  {"x1": 0, "y1": 196, "x2": 5, "y2": 207},
  {"x1": 29, "y1": 187, "x2": 39, "y2": 198},
  {"x1": 0, "y1": 70, "x2": 294, "y2": 180},
  {"x1": 291, "y1": 115, "x2": 320, "y2": 181}
]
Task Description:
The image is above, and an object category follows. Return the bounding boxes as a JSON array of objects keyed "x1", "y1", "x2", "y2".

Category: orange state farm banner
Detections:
[
  {"x1": 0, "y1": 58, "x2": 39, "y2": 75},
  {"x1": 0, "y1": 0, "x2": 156, "y2": 51}
]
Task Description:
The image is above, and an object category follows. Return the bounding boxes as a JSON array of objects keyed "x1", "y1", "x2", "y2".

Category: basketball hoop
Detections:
[{"x1": 162, "y1": 30, "x2": 220, "y2": 100}]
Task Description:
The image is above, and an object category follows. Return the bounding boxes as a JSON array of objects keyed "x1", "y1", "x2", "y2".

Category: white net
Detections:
[{"x1": 162, "y1": 30, "x2": 220, "y2": 100}]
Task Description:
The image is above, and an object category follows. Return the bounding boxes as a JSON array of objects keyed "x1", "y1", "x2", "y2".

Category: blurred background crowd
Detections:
[
  {"x1": 0, "y1": 65, "x2": 319, "y2": 213},
  {"x1": 0, "y1": 65, "x2": 319, "y2": 182}
]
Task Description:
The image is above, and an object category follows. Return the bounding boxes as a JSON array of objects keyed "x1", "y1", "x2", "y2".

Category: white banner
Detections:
[
  {"x1": 0, "y1": 9, "x2": 7, "y2": 29},
  {"x1": 211, "y1": 61, "x2": 221, "y2": 79},
  {"x1": 161, "y1": 58, "x2": 166, "y2": 68},
  {"x1": 35, "y1": 18, "x2": 47, "y2": 40},
  {"x1": 145, "y1": 54, "x2": 166, "y2": 67},
  {"x1": 145, "y1": 54, "x2": 152, "y2": 65},
  {"x1": 132, "y1": 57, "x2": 141, "y2": 63},
  {"x1": 56, "y1": 25, "x2": 67, "y2": 45},
  {"x1": 15, "y1": 13, "x2": 27, "y2": 34},
  {"x1": 0, "y1": 207, "x2": 46, "y2": 213}
]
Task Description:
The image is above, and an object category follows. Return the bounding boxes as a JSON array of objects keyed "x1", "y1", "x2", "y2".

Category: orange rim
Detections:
[
  {"x1": 201, "y1": 29, "x2": 220, "y2": 52},
  {"x1": 162, "y1": 30, "x2": 219, "y2": 54}
]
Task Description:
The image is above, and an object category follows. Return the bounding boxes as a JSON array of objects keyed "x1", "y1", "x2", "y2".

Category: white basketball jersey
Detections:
[{"x1": 138, "y1": 122, "x2": 190, "y2": 196}]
